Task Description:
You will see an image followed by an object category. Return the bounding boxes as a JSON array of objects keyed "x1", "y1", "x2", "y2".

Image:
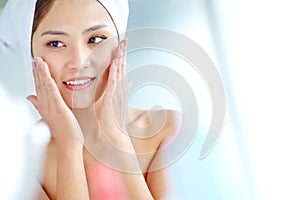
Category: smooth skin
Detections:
[{"x1": 28, "y1": 0, "x2": 180, "y2": 199}]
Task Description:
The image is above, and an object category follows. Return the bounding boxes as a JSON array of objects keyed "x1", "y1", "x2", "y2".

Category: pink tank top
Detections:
[{"x1": 86, "y1": 160, "x2": 130, "y2": 200}]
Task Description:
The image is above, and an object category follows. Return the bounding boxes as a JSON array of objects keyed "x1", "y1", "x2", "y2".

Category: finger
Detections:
[
  {"x1": 116, "y1": 43, "x2": 123, "y2": 81},
  {"x1": 34, "y1": 57, "x2": 47, "y2": 94},
  {"x1": 121, "y1": 40, "x2": 128, "y2": 98},
  {"x1": 122, "y1": 39, "x2": 128, "y2": 78},
  {"x1": 120, "y1": 40, "x2": 128, "y2": 98},
  {"x1": 46, "y1": 75, "x2": 67, "y2": 112},
  {"x1": 118, "y1": 40, "x2": 129, "y2": 126},
  {"x1": 26, "y1": 95, "x2": 38, "y2": 110},
  {"x1": 36, "y1": 57, "x2": 52, "y2": 87},
  {"x1": 35, "y1": 58, "x2": 49, "y2": 109},
  {"x1": 115, "y1": 40, "x2": 127, "y2": 100},
  {"x1": 35, "y1": 58, "x2": 66, "y2": 112},
  {"x1": 32, "y1": 60, "x2": 42, "y2": 97},
  {"x1": 106, "y1": 58, "x2": 118, "y2": 98},
  {"x1": 38, "y1": 59, "x2": 66, "y2": 111}
]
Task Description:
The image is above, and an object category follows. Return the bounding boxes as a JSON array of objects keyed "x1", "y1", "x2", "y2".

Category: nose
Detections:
[{"x1": 66, "y1": 44, "x2": 91, "y2": 71}]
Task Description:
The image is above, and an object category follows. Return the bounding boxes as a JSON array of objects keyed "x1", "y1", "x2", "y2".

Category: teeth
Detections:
[{"x1": 65, "y1": 79, "x2": 92, "y2": 86}]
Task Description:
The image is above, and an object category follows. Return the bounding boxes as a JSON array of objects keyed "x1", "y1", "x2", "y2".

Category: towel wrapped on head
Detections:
[
  {"x1": 0, "y1": 0, "x2": 129, "y2": 94},
  {"x1": 0, "y1": 0, "x2": 129, "y2": 54}
]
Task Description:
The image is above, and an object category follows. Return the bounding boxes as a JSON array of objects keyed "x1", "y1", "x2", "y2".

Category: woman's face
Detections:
[{"x1": 32, "y1": 0, "x2": 118, "y2": 109}]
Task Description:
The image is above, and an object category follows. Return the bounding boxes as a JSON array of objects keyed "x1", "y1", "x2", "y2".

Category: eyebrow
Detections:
[
  {"x1": 41, "y1": 24, "x2": 110, "y2": 37},
  {"x1": 82, "y1": 24, "x2": 109, "y2": 34},
  {"x1": 41, "y1": 30, "x2": 68, "y2": 37}
]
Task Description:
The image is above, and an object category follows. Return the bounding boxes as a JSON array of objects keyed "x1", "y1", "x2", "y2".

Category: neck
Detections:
[{"x1": 72, "y1": 104, "x2": 100, "y2": 143}]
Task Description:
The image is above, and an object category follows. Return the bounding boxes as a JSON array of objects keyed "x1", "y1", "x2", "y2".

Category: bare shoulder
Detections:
[
  {"x1": 127, "y1": 107, "x2": 181, "y2": 148},
  {"x1": 128, "y1": 108, "x2": 182, "y2": 198}
]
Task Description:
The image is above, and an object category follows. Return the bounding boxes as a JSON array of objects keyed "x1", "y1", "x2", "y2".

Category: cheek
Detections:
[
  {"x1": 89, "y1": 37, "x2": 118, "y2": 71},
  {"x1": 94, "y1": 66, "x2": 109, "y2": 101},
  {"x1": 42, "y1": 56, "x2": 64, "y2": 82},
  {"x1": 91, "y1": 46, "x2": 115, "y2": 76},
  {"x1": 32, "y1": 42, "x2": 63, "y2": 82}
]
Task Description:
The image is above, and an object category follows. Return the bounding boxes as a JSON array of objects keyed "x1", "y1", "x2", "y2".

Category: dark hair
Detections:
[
  {"x1": 32, "y1": 0, "x2": 56, "y2": 35},
  {"x1": 32, "y1": 0, "x2": 119, "y2": 37},
  {"x1": 31, "y1": 0, "x2": 56, "y2": 57}
]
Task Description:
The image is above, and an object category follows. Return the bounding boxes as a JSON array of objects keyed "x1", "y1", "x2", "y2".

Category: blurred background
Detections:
[{"x1": 1, "y1": 0, "x2": 300, "y2": 199}]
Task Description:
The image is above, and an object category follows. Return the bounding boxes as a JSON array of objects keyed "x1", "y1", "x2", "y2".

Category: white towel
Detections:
[
  {"x1": 0, "y1": 0, "x2": 129, "y2": 51},
  {"x1": 0, "y1": 85, "x2": 51, "y2": 200},
  {"x1": 99, "y1": 0, "x2": 129, "y2": 39},
  {"x1": 0, "y1": 0, "x2": 37, "y2": 56},
  {"x1": 0, "y1": 0, "x2": 37, "y2": 95}
]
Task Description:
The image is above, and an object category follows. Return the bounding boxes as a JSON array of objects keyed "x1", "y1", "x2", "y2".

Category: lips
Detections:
[{"x1": 63, "y1": 76, "x2": 96, "y2": 91}]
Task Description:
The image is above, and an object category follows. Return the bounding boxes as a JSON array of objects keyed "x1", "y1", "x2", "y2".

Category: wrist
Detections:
[
  {"x1": 51, "y1": 122, "x2": 85, "y2": 150},
  {"x1": 105, "y1": 131, "x2": 134, "y2": 152},
  {"x1": 55, "y1": 138, "x2": 84, "y2": 154}
]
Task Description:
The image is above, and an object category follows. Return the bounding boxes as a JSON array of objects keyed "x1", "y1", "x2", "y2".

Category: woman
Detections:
[{"x1": 22, "y1": 0, "x2": 180, "y2": 199}]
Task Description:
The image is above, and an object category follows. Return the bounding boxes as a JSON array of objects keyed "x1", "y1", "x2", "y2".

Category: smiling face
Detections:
[{"x1": 32, "y1": 0, "x2": 118, "y2": 109}]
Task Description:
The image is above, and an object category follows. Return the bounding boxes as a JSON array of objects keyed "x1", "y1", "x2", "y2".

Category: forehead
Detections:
[{"x1": 36, "y1": 0, "x2": 116, "y2": 34}]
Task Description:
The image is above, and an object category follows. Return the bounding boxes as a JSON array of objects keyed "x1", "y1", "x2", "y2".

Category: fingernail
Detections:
[
  {"x1": 124, "y1": 39, "x2": 128, "y2": 47},
  {"x1": 114, "y1": 57, "x2": 119, "y2": 65},
  {"x1": 34, "y1": 57, "x2": 39, "y2": 63},
  {"x1": 33, "y1": 57, "x2": 39, "y2": 68},
  {"x1": 35, "y1": 57, "x2": 44, "y2": 67},
  {"x1": 32, "y1": 61, "x2": 36, "y2": 69},
  {"x1": 117, "y1": 44, "x2": 123, "y2": 57}
]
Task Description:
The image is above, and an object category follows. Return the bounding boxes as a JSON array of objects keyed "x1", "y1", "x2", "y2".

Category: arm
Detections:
[
  {"x1": 34, "y1": 138, "x2": 88, "y2": 200},
  {"x1": 98, "y1": 41, "x2": 154, "y2": 199},
  {"x1": 33, "y1": 145, "x2": 88, "y2": 200},
  {"x1": 54, "y1": 120, "x2": 88, "y2": 200},
  {"x1": 114, "y1": 110, "x2": 181, "y2": 200},
  {"x1": 91, "y1": 41, "x2": 180, "y2": 199},
  {"x1": 56, "y1": 142, "x2": 88, "y2": 200},
  {"x1": 146, "y1": 110, "x2": 182, "y2": 200},
  {"x1": 27, "y1": 58, "x2": 89, "y2": 200},
  {"x1": 33, "y1": 179, "x2": 50, "y2": 200},
  {"x1": 108, "y1": 140, "x2": 155, "y2": 200}
]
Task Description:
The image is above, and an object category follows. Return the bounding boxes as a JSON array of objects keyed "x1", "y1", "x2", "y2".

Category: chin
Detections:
[
  {"x1": 69, "y1": 102, "x2": 94, "y2": 110},
  {"x1": 64, "y1": 94, "x2": 96, "y2": 110},
  {"x1": 60, "y1": 80, "x2": 107, "y2": 110}
]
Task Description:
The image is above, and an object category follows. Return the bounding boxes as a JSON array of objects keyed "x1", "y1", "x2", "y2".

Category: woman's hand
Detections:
[
  {"x1": 28, "y1": 57, "x2": 89, "y2": 200},
  {"x1": 99, "y1": 40, "x2": 133, "y2": 152},
  {"x1": 27, "y1": 57, "x2": 84, "y2": 148}
]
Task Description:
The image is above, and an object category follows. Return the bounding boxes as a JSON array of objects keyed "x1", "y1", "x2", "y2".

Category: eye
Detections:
[
  {"x1": 88, "y1": 36, "x2": 106, "y2": 44},
  {"x1": 47, "y1": 41, "x2": 65, "y2": 48}
]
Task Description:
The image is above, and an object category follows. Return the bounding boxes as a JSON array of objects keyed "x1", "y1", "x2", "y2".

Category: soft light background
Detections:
[{"x1": 1, "y1": 0, "x2": 300, "y2": 199}]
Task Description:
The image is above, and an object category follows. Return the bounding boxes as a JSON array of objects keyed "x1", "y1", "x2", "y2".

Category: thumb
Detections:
[{"x1": 26, "y1": 95, "x2": 38, "y2": 110}]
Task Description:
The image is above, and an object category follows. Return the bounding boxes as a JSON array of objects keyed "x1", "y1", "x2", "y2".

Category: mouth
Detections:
[{"x1": 63, "y1": 77, "x2": 96, "y2": 91}]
